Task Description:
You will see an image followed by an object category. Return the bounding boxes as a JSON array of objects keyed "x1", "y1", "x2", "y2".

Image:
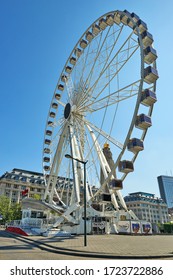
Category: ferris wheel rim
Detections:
[{"x1": 42, "y1": 9, "x2": 158, "y2": 207}]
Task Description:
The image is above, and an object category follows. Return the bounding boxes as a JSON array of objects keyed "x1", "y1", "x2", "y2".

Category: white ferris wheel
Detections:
[{"x1": 42, "y1": 10, "x2": 158, "y2": 227}]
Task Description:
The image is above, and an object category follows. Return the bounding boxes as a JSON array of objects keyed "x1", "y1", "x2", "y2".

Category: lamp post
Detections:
[{"x1": 65, "y1": 154, "x2": 88, "y2": 246}]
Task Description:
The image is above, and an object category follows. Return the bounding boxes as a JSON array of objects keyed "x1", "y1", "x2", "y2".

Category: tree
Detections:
[
  {"x1": 11, "y1": 203, "x2": 22, "y2": 221},
  {"x1": 0, "y1": 196, "x2": 22, "y2": 224},
  {"x1": 0, "y1": 196, "x2": 11, "y2": 224},
  {"x1": 32, "y1": 193, "x2": 41, "y2": 200}
]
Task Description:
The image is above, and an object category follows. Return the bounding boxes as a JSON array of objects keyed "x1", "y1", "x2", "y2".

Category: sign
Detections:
[{"x1": 92, "y1": 221, "x2": 105, "y2": 229}]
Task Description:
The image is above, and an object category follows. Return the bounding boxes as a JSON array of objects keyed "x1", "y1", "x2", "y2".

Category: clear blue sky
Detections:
[{"x1": 0, "y1": 0, "x2": 173, "y2": 197}]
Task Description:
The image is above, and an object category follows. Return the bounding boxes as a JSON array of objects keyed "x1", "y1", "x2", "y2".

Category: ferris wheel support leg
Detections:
[
  {"x1": 52, "y1": 203, "x2": 80, "y2": 228},
  {"x1": 116, "y1": 190, "x2": 128, "y2": 211},
  {"x1": 86, "y1": 123, "x2": 119, "y2": 210},
  {"x1": 70, "y1": 125, "x2": 91, "y2": 202},
  {"x1": 69, "y1": 124, "x2": 82, "y2": 204},
  {"x1": 86, "y1": 124, "x2": 112, "y2": 180}
]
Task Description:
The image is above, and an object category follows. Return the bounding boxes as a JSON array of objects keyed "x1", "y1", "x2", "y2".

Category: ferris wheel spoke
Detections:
[
  {"x1": 85, "y1": 134, "x2": 100, "y2": 185},
  {"x1": 78, "y1": 41, "x2": 139, "y2": 112},
  {"x1": 83, "y1": 43, "x2": 139, "y2": 110},
  {"x1": 82, "y1": 25, "x2": 119, "y2": 88},
  {"x1": 83, "y1": 79, "x2": 141, "y2": 113},
  {"x1": 48, "y1": 122, "x2": 66, "y2": 153},
  {"x1": 76, "y1": 25, "x2": 124, "y2": 108},
  {"x1": 56, "y1": 99, "x2": 66, "y2": 108},
  {"x1": 73, "y1": 29, "x2": 109, "y2": 108},
  {"x1": 84, "y1": 119, "x2": 123, "y2": 150}
]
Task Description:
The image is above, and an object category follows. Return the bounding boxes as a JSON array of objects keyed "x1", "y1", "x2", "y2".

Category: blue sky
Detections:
[{"x1": 0, "y1": 0, "x2": 173, "y2": 198}]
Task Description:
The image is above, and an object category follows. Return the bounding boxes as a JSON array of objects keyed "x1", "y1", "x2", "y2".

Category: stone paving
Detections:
[
  {"x1": 1, "y1": 229, "x2": 173, "y2": 259},
  {"x1": 31, "y1": 233, "x2": 173, "y2": 258}
]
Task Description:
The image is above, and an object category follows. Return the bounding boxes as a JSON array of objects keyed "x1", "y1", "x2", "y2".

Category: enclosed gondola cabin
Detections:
[
  {"x1": 44, "y1": 166, "x2": 50, "y2": 171},
  {"x1": 114, "y1": 12, "x2": 121, "y2": 24},
  {"x1": 61, "y1": 75, "x2": 67, "y2": 82},
  {"x1": 46, "y1": 130, "x2": 52, "y2": 136},
  {"x1": 65, "y1": 66, "x2": 72, "y2": 73},
  {"x1": 127, "y1": 138, "x2": 144, "y2": 153},
  {"x1": 80, "y1": 39, "x2": 88, "y2": 49},
  {"x1": 86, "y1": 31, "x2": 94, "y2": 41},
  {"x1": 127, "y1": 17, "x2": 133, "y2": 28},
  {"x1": 141, "y1": 89, "x2": 157, "y2": 106},
  {"x1": 70, "y1": 57, "x2": 77, "y2": 65},
  {"x1": 92, "y1": 24, "x2": 100, "y2": 35},
  {"x1": 47, "y1": 121, "x2": 54, "y2": 126},
  {"x1": 131, "y1": 12, "x2": 140, "y2": 23},
  {"x1": 44, "y1": 148, "x2": 50, "y2": 154},
  {"x1": 100, "y1": 193, "x2": 112, "y2": 203},
  {"x1": 144, "y1": 66, "x2": 159, "y2": 84},
  {"x1": 109, "y1": 179, "x2": 123, "y2": 190},
  {"x1": 120, "y1": 10, "x2": 131, "y2": 25},
  {"x1": 43, "y1": 157, "x2": 50, "y2": 163},
  {"x1": 137, "y1": 19, "x2": 147, "y2": 33},
  {"x1": 141, "y1": 31, "x2": 154, "y2": 47},
  {"x1": 135, "y1": 114, "x2": 152, "y2": 130},
  {"x1": 58, "y1": 84, "x2": 64, "y2": 91},
  {"x1": 106, "y1": 14, "x2": 114, "y2": 25},
  {"x1": 74, "y1": 48, "x2": 82, "y2": 57},
  {"x1": 52, "y1": 102, "x2": 58, "y2": 109},
  {"x1": 144, "y1": 46, "x2": 157, "y2": 64},
  {"x1": 49, "y1": 112, "x2": 56, "y2": 118},
  {"x1": 118, "y1": 160, "x2": 134, "y2": 173},
  {"x1": 99, "y1": 18, "x2": 107, "y2": 30},
  {"x1": 133, "y1": 19, "x2": 147, "y2": 35},
  {"x1": 127, "y1": 12, "x2": 139, "y2": 29},
  {"x1": 45, "y1": 139, "x2": 51, "y2": 145},
  {"x1": 55, "y1": 93, "x2": 61, "y2": 100}
]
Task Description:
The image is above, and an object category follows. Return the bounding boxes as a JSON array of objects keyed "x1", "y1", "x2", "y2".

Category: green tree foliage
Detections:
[
  {"x1": 32, "y1": 193, "x2": 41, "y2": 200},
  {"x1": 0, "y1": 196, "x2": 22, "y2": 224},
  {"x1": 11, "y1": 203, "x2": 22, "y2": 221},
  {"x1": 163, "y1": 223, "x2": 173, "y2": 233}
]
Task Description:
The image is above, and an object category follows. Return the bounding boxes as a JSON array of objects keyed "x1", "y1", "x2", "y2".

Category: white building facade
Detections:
[
  {"x1": 0, "y1": 168, "x2": 46, "y2": 204},
  {"x1": 124, "y1": 192, "x2": 169, "y2": 224}
]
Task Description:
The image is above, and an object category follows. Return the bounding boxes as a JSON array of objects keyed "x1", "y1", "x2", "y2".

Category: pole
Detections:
[
  {"x1": 65, "y1": 154, "x2": 88, "y2": 246},
  {"x1": 83, "y1": 161, "x2": 87, "y2": 246}
]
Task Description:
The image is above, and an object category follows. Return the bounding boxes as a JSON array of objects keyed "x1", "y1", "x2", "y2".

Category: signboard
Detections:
[
  {"x1": 118, "y1": 221, "x2": 131, "y2": 233},
  {"x1": 92, "y1": 221, "x2": 105, "y2": 229},
  {"x1": 141, "y1": 221, "x2": 152, "y2": 234},
  {"x1": 131, "y1": 221, "x2": 141, "y2": 234}
]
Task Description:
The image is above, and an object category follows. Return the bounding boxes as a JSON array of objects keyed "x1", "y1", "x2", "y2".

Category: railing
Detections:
[{"x1": 6, "y1": 217, "x2": 60, "y2": 229}]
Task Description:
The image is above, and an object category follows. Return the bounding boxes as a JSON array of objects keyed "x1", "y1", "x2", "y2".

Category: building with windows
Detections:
[
  {"x1": 157, "y1": 175, "x2": 173, "y2": 209},
  {"x1": 0, "y1": 168, "x2": 96, "y2": 205},
  {"x1": 0, "y1": 168, "x2": 46, "y2": 204},
  {"x1": 124, "y1": 192, "x2": 169, "y2": 224}
]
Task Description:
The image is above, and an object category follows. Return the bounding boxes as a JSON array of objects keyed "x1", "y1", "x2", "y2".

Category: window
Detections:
[{"x1": 21, "y1": 177, "x2": 27, "y2": 182}]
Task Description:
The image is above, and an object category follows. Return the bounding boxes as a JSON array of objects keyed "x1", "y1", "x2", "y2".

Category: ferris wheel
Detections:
[{"x1": 42, "y1": 10, "x2": 158, "y2": 223}]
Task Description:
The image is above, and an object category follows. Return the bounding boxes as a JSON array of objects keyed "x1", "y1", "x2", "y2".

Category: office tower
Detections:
[{"x1": 157, "y1": 175, "x2": 173, "y2": 208}]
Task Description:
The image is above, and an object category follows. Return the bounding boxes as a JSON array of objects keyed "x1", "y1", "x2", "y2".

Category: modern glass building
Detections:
[{"x1": 157, "y1": 175, "x2": 173, "y2": 208}]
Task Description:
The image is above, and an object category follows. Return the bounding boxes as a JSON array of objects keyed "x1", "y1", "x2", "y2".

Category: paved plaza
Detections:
[
  {"x1": 33, "y1": 233, "x2": 173, "y2": 259},
  {"x1": 0, "y1": 229, "x2": 173, "y2": 259}
]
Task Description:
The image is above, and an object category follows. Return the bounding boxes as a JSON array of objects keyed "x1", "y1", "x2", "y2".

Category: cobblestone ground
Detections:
[
  {"x1": 0, "y1": 229, "x2": 173, "y2": 259},
  {"x1": 33, "y1": 234, "x2": 173, "y2": 257}
]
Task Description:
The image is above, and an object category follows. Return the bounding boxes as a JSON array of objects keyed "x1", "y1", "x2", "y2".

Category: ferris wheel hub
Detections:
[{"x1": 64, "y1": 103, "x2": 71, "y2": 119}]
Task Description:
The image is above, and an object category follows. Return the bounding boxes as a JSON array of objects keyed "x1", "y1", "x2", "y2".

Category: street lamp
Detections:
[{"x1": 65, "y1": 154, "x2": 88, "y2": 246}]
